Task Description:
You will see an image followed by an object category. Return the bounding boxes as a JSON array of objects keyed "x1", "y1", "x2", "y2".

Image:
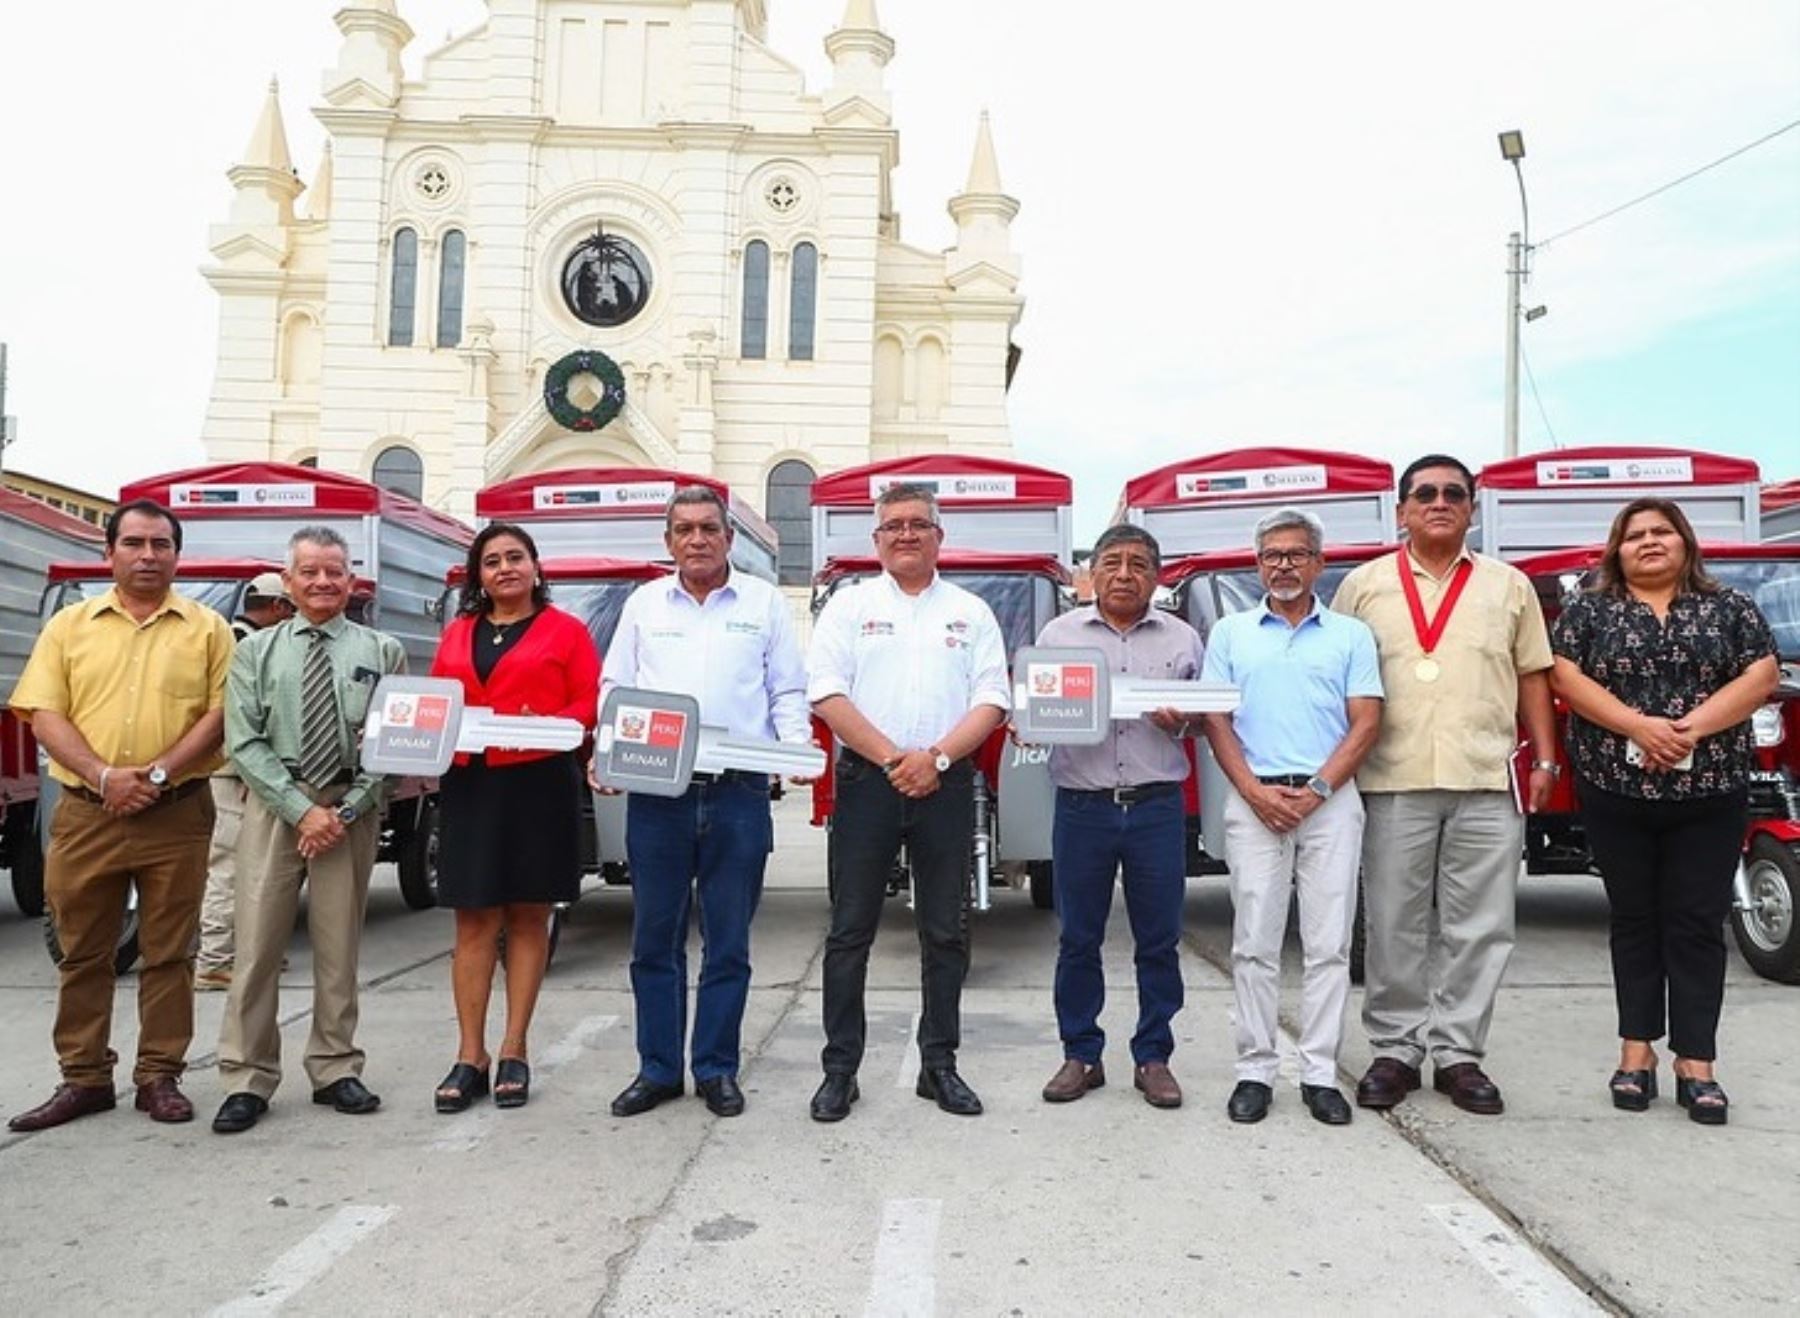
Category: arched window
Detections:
[
  {"x1": 741, "y1": 240, "x2": 769, "y2": 360},
  {"x1": 372, "y1": 445, "x2": 424, "y2": 501},
  {"x1": 788, "y1": 242, "x2": 817, "y2": 361},
  {"x1": 437, "y1": 229, "x2": 467, "y2": 348},
  {"x1": 766, "y1": 458, "x2": 815, "y2": 586},
  {"x1": 388, "y1": 227, "x2": 418, "y2": 346}
]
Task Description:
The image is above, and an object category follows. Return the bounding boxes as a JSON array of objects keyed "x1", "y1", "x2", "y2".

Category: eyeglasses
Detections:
[
  {"x1": 875, "y1": 519, "x2": 940, "y2": 538},
  {"x1": 1408, "y1": 483, "x2": 1470, "y2": 506},
  {"x1": 1257, "y1": 548, "x2": 1318, "y2": 567}
]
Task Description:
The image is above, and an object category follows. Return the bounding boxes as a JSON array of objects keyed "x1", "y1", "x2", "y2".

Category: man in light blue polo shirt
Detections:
[{"x1": 1201, "y1": 507, "x2": 1383, "y2": 1127}]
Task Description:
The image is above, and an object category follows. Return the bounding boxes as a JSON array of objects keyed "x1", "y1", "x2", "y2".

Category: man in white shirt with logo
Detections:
[
  {"x1": 603, "y1": 486, "x2": 810, "y2": 1120},
  {"x1": 806, "y1": 483, "x2": 1009, "y2": 1121}
]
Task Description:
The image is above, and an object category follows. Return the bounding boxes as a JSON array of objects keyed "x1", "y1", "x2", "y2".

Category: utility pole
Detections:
[{"x1": 1504, "y1": 231, "x2": 1523, "y2": 459}]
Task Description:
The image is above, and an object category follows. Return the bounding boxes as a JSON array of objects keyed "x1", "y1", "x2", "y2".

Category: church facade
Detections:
[{"x1": 199, "y1": 0, "x2": 1024, "y2": 573}]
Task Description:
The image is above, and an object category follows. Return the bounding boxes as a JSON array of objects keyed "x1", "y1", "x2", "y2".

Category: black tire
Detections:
[
  {"x1": 7, "y1": 807, "x2": 46, "y2": 917},
  {"x1": 599, "y1": 861, "x2": 629, "y2": 886},
  {"x1": 1349, "y1": 871, "x2": 1368, "y2": 987},
  {"x1": 43, "y1": 898, "x2": 141, "y2": 977},
  {"x1": 1731, "y1": 836, "x2": 1800, "y2": 984},
  {"x1": 1027, "y1": 860, "x2": 1055, "y2": 911},
  {"x1": 395, "y1": 796, "x2": 440, "y2": 911}
]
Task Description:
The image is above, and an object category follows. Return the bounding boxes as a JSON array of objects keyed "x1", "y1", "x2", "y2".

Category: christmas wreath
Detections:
[{"x1": 544, "y1": 349, "x2": 627, "y2": 432}]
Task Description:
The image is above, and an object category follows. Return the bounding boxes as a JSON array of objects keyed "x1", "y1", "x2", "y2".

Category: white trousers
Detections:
[{"x1": 1223, "y1": 784, "x2": 1365, "y2": 1086}]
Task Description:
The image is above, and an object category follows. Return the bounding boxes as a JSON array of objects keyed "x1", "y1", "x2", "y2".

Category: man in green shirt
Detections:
[{"x1": 213, "y1": 526, "x2": 406, "y2": 1134}]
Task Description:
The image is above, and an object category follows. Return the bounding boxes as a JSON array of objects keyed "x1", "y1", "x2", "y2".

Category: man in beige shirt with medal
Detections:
[{"x1": 1333, "y1": 455, "x2": 1556, "y2": 1116}]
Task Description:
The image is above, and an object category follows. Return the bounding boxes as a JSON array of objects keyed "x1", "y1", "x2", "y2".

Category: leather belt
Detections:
[
  {"x1": 64, "y1": 778, "x2": 208, "y2": 808},
  {"x1": 1257, "y1": 774, "x2": 1313, "y2": 788},
  {"x1": 1068, "y1": 781, "x2": 1182, "y2": 806},
  {"x1": 282, "y1": 764, "x2": 355, "y2": 788},
  {"x1": 690, "y1": 770, "x2": 768, "y2": 787}
]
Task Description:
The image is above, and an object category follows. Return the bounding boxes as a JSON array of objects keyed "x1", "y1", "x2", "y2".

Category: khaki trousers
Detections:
[
  {"x1": 44, "y1": 785, "x2": 213, "y2": 1087},
  {"x1": 1223, "y1": 784, "x2": 1365, "y2": 1087},
  {"x1": 1360, "y1": 790, "x2": 1523, "y2": 1070},
  {"x1": 216, "y1": 790, "x2": 379, "y2": 1099},
  {"x1": 196, "y1": 777, "x2": 247, "y2": 973}
]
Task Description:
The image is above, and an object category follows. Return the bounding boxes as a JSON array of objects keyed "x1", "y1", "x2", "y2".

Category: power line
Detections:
[
  {"x1": 1537, "y1": 116, "x2": 1800, "y2": 249},
  {"x1": 1521, "y1": 344, "x2": 1560, "y2": 450}
]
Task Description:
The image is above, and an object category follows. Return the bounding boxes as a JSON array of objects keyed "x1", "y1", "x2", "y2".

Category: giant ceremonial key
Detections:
[
  {"x1": 359, "y1": 676, "x2": 587, "y2": 776},
  {"x1": 1011, "y1": 645, "x2": 1239, "y2": 746},
  {"x1": 592, "y1": 686, "x2": 827, "y2": 798}
]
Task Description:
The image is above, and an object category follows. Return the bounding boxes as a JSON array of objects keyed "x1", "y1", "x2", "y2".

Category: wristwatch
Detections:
[
  {"x1": 930, "y1": 746, "x2": 952, "y2": 773},
  {"x1": 336, "y1": 803, "x2": 359, "y2": 824},
  {"x1": 1306, "y1": 774, "x2": 1333, "y2": 801},
  {"x1": 147, "y1": 765, "x2": 169, "y2": 789},
  {"x1": 1531, "y1": 760, "x2": 1562, "y2": 778}
]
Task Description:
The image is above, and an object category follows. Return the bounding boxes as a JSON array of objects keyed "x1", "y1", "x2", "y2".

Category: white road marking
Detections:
[
  {"x1": 895, "y1": 1011, "x2": 922, "y2": 1089},
  {"x1": 1427, "y1": 1202, "x2": 1607, "y2": 1317},
  {"x1": 864, "y1": 1197, "x2": 941, "y2": 1318},
  {"x1": 431, "y1": 1013, "x2": 617, "y2": 1153},
  {"x1": 207, "y1": 1204, "x2": 396, "y2": 1317}
]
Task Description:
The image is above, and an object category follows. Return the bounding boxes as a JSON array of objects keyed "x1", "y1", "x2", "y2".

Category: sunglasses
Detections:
[{"x1": 1408, "y1": 483, "x2": 1470, "y2": 506}]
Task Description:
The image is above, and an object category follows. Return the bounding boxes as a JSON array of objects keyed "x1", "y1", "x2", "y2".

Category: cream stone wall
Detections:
[{"x1": 200, "y1": 0, "x2": 1024, "y2": 528}]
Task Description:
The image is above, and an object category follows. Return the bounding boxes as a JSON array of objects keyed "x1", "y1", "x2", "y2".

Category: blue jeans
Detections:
[
  {"x1": 626, "y1": 776, "x2": 773, "y2": 1085},
  {"x1": 1051, "y1": 787, "x2": 1186, "y2": 1066}
]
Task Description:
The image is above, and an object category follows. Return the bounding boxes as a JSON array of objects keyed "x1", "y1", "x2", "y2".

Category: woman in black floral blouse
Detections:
[{"x1": 1550, "y1": 497, "x2": 1778, "y2": 1125}]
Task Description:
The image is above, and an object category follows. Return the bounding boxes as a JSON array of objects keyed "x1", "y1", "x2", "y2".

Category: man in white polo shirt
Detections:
[
  {"x1": 603, "y1": 486, "x2": 810, "y2": 1121},
  {"x1": 806, "y1": 483, "x2": 1009, "y2": 1121}
]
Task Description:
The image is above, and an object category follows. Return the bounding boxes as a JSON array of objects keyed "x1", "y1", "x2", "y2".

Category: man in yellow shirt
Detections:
[
  {"x1": 1333, "y1": 456, "x2": 1556, "y2": 1117},
  {"x1": 7, "y1": 500, "x2": 234, "y2": 1131}
]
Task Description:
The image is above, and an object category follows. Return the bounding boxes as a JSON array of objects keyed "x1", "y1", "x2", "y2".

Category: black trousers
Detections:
[
  {"x1": 821, "y1": 754, "x2": 973, "y2": 1075},
  {"x1": 1576, "y1": 780, "x2": 1747, "y2": 1060}
]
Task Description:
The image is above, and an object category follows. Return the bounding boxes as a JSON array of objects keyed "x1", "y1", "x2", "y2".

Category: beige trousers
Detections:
[
  {"x1": 196, "y1": 777, "x2": 247, "y2": 973},
  {"x1": 216, "y1": 789, "x2": 379, "y2": 1099}
]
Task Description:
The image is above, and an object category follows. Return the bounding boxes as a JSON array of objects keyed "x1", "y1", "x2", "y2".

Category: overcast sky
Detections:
[{"x1": 1, "y1": 1, "x2": 1795, "y2": 541}]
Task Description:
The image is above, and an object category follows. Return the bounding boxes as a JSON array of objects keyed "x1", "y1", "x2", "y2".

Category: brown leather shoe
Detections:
[
  {"x1": 135, "y1": 1077, "x2": 195, "y2": 1124},
  {"x1": 1042, "y1": 1059, "x2": 1106, "y2": 1103},
  {"x1": 1133, "y1": 1062, "x2": 1183, "y2": 1109},
  {"x1": 1355, "y1": 1058, "x2": 1422, "y2": 1109},
  {"x1": 8, "y1": 1083, "x2": 117, "y2": 1132},
  {"x1": 1434, "y1": 1062, "x2": 1504, "y2": 1115}
]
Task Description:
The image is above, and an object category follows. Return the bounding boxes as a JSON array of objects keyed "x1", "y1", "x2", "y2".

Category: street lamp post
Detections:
[{"x1": 1498, "y1": 131, "x2": 1530, "y2": 459}]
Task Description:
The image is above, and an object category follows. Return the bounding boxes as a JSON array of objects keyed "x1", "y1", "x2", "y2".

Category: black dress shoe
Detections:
[
  {"x1": 212, "y1": 1092, "x2": 269, "y2": 1135},
  {"x1": 915, "y1": 1066, "x2": 982, "y2": 1116},
  {"x1": 312, "y1": 1077, "x2": 381, "y2": 1115},
  {"x1": 610, "y1": 1075, "x2": 684, "y2": 1118},
  {"x1": 810, "y1": 1073, "x2": 860, "y2": 1123},
  {"x1": 1301, "y1": 1084, "x2": 1353, "y2": 1125},
  {"x1": 697, "y1": 1075, "x2": 746, "y2": 1118},
  {"x1": 1227, "y1": 1080, "x2": 1272, "y2": 1124}
]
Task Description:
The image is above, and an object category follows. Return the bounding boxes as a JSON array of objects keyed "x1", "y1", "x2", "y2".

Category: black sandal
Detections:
[
  {"x1": 1609, "y1": 1068, "x2": 1658, "y2": 1111},
  {"x1": 1676, "y1": 1075, "x2": 1729, "y2": 1125},
  {"x1": 435, "y1": 1062, "x2": 490, "y2": 1114},
  {"x1": 495, "y1": 1058, "x2": 531, "y2": 1109}
]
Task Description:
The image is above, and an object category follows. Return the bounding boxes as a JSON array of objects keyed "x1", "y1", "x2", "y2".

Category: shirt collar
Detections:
[
  {"x1": 1078, "y1": 602, "x2": 1163, "y2": 636},
  {"x1": 1254, "y1": 595, "x2": 1324, "y2": 626},
  {"x1": 297, "y1": 613, "x2": 348, "y2": 639},
  {"x1": 880, "y1": 570, "x2": 940, "y2": 600},
  {"x1": 666, "y1": 567, "x2": 738, "y2": 606},
  {"x1": 90, "y1": 586, "x2": 196, "y2": 625},
  {"x1": 1403, "y1": 543, "x2": 1475, "y2": 583}
]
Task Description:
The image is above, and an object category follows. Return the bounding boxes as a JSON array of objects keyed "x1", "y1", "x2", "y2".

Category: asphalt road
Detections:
[{"x1": 0, "y1": 796, "x2": 1795, "y2": 1316}]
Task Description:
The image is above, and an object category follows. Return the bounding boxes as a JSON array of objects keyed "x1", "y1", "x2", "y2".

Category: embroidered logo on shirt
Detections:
[
  {"x1": 725, "y1": 620, "x2": 763, "y2": 636},
  {"x1": 860, "y1": 620, "x2": 896, "y2": 637}
]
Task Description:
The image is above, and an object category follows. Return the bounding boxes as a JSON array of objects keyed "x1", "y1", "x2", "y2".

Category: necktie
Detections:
[{"x1": 298, "y1": 628, "x2": 341, "y2": 786}]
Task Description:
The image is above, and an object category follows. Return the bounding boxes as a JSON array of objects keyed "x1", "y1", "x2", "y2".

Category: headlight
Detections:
[{"x1": 1751, "y1": 704, "x2": 1785, "y2": 748}]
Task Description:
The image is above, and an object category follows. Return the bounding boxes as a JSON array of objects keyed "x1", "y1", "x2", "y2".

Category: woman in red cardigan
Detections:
[{"x1": 429, "y1": 522, "x2": 600, "y2": 1112}]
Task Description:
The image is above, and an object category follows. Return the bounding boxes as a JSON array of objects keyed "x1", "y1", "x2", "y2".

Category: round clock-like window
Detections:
[{"x1": 560, "y1": 229, "x2": 653, "y2": 328}]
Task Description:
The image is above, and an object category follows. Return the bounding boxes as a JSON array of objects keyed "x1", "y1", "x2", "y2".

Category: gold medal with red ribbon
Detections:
[{"x1": 1397, "y1": 555, "x2": 1474, "y2": 684}]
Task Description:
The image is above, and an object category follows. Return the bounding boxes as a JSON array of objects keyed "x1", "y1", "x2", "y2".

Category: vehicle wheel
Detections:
[
  {"x1": 44, "y1": 891, "x2": 141, "y2": 976},
  {"x1": 1027, "y1": 860, "x2": 1055, "y2": 911},
  {"x1": 1349, "y1": 872, "x2": 1368, "y2": 987},
  {"x1": 600, "y1": 861, "x2": 629, "y2": 886},
  {"x1": 395, "y1": 797, "x2": 440, "y2": 911},
  {"x1": 1731, "y1": 837, "x2": 1800, "y2": 984},
  {"x1": 7, "y1": 808, "x2": 46, "y2": 916}
]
